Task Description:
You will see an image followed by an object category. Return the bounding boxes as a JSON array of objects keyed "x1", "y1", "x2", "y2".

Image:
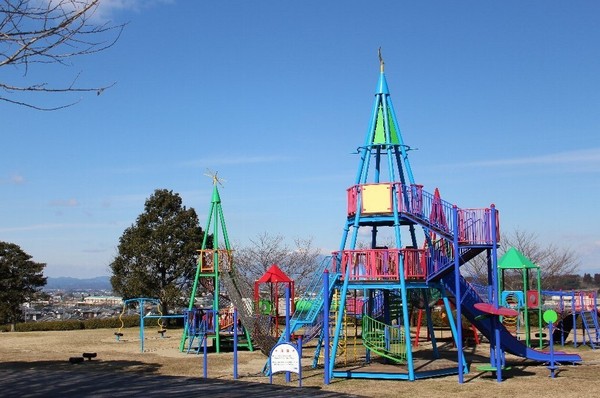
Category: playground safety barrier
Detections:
[{"x1": 362, "y1": 314, "x2": 406, "y2": 363}]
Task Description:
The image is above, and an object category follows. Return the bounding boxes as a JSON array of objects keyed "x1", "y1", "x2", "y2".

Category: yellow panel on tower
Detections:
[{"x1": 360, "y1": 183, "x2": 393, "y2": 214}]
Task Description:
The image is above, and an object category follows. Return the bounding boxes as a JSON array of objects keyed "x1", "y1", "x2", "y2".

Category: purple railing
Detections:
[{"x1": 346, "y1": 183, "x2": 499, "y2": 246}]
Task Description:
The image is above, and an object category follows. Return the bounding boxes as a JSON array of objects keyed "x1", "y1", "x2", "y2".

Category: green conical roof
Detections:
[
  {"x1": 498, "y1": 247, "x2": 539, "y2": 269},
  {"x1": 373, "y1": 104, "x2": 401, "y2": 144}
]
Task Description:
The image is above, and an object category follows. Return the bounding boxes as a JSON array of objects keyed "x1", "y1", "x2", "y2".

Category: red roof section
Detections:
[
  {"x1": 429, "y1": 187, "x2": 448, "y2": 229},
  {"x1": 256, "y1": 264, "x2": 293, "y2": 284}
]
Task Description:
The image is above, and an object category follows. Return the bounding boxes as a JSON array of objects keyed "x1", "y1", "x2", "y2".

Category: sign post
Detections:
[{"x1": 269, "y1": 341, "x2": 302, "y2": 387}]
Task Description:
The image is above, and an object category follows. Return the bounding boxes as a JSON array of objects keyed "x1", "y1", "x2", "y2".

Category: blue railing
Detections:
[
  {"x1": 291, "y1": 256, "x2": 335, "y2": 326},
  {"x1": 183, "y1": 308, "x2": 216, "y2": 353}
]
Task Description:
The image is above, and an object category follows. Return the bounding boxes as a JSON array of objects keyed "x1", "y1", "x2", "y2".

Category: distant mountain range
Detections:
[{"x1": 44, "y1": 276, "x2": 112, "y2": 291}]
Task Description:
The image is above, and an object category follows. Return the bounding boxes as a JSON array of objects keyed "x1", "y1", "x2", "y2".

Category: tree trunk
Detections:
[{"x1": 160, "y1": 302, "x2": 169, "y2": 327}]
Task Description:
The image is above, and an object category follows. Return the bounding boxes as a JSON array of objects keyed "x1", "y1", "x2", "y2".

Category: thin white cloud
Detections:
[
  {"x1": 0, "y1": 173, "x2": 25, "y2": 185},
  {"x1": 49, "y1": 198, "x2": 80, "y2": 207},
  {"x1": 103, "y1": 192, "x2": 152, "y2": 207},
  {"x1": 11, "y1": 174, "x2": 25, "y2": 184},
  {"x1": 0, "y1": 222, "x2": 119, "y2": 233},
  {"x1": 93, "y1": 0, "x2": 174, "y2": 19},
  {"x1": 454, "y1": 147, "x2": 600, "y2": 171},
  {"x1": 82, "y1": 248, "x2": 108, "y2": 253},
  {"x1": 181, "y1": 155, "x2": 295, "y2": 168},
  {"x1": 40, "y1": 0, "x2": 174, "y2": 22}
]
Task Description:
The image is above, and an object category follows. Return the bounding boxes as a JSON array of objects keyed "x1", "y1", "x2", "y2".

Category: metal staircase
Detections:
[
  {"x1": 581, "y1": 310, "x2": 600, "y2": 349},
  {"x1": 184, "y1": 308, "x2": 214, "y2": 354}
]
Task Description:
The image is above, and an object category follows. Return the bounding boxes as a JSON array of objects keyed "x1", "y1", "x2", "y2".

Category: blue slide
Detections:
[{"x1": 440, "y1": 274, "x2": 582, "y2": 363}]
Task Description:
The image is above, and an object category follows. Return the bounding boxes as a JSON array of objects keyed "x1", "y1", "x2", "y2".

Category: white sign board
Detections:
[{"x1": 270, "y1": 343, "x2": 300, "y2": 374}]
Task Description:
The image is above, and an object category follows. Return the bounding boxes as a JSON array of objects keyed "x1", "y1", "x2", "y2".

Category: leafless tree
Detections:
[
  {"x1": 464, "y1": 228, "x2": 580, "y2": 290},
  {"x1": 1, "y1": 0, "x2": 125, "y2": 110},
  {"x1": 233, "y1": 232, "x2": 322, "y2": 293}
]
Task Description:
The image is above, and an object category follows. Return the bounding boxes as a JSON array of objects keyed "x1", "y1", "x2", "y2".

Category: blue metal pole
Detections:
[
  {"x1": 491, "y1": 205, "x2": 502, "y2": 382},
  {"x1": 329, "y1": 260, "x2": 351, "y2": 377},
  {"x1": 381, "y1": 94, "x2": 396, "y2": 183},
  {"x1": 298, "y1": 336, "x2": 303, "y2": 387},
  {"x1": 386, "y1": 97, "x2": 415, "y2": 184},
  {"x1": 285, "y1": 285, "x2": 291, "y2": 383},
  {"x1": 548, "y1": 321, "x2": 556, "y2": 378},
  {"x1": 139, "y1": 299, "x2": 145, "y2": 353},
  {"x1": 285, "y1": 285, "x2": 291, "y2": 343},
  {"x1": 203, "y1": 334, "x2": 208, "y2": 379},
  {"x1": 355, "y1": 93, "x2": 379, "y2": 185},
  {"x1": 572, "y1": 291, "x2": 577, "y2": 346},
  {"x1": 398, "y1": 251, "x2": 414, "y2": 380},
  {"x1": 366, "y1": 290, "x2": 372, "y2": 363},
  {"x1": 233, "y1": 308, "x2": 238, "y2": 380},
  {"x1": 452, "y1": 206, "x2": 464, "y2": 383},
  {"x1": 323, "y1": 270, "x2": 330, "y2": 385}
]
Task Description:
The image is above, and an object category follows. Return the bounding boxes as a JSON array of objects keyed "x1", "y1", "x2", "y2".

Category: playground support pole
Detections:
[
  {"x1": 234, "y1": 308, "x2": 238, "y2": 380},
  {"x1": 548, "y1": 321, "x2": 556, "y2": 378},
  {"x1": 323, "y1": 270, "x2": 330, "y2": 385},
  {"x1": 452, "y1": 206, "x2": 464, "y2": 384},
  {"x1": 285, "y1": 285, "x2": 291, "y2": 383},
  {"x1": 139, "y1": 299, "x2": 145, "y2": 353},
  {"x1": 491, "y1": 205, "x2": 502, "y2": 382},
  {"x1": 298, "y1": 336, "x2": 303, "y2": 387},
  {"x1": 366, "y1": 290, "x2": 372, "y2": 364},
  {"x1": 572, "y1": 291, "x2": 577, "y2": 347},
  {"x1": 329, "y1": 257, "x2": 351, "y2": 379},
  {"x1": 203, "y1": 333, "x2": 208, "y2": 379}
]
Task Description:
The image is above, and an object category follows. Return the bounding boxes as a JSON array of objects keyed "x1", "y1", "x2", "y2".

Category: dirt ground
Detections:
[{"x1": 1, "y1": 327, "x2": 600, "y2": 397}]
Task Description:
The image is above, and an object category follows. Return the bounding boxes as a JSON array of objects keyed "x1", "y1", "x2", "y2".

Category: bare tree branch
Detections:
[
  {"x1": 233, "y1": 232, "x2": 322, "y2": 293},
  {"x1": 1, "y1": 0, "x2": 125, "y2": 110},
  {"x1": 464, "y1": 228, "x2": 581, "y2": 290}
]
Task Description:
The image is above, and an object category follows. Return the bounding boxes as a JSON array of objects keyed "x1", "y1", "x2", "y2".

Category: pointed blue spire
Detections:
[{"x1": 377, "y1": 72, "x2": 389, "y2": 94}]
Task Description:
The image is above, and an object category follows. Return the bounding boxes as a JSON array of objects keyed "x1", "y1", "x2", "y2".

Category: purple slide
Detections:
[{"x1": 440, "y1": 274, "x2": 582, "y2": 363}]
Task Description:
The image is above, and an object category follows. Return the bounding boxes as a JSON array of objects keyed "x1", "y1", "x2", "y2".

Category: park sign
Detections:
[
  {"x1": 269, "y1": 341, "x2": 303, "y2": 387},
  {"x1": 270, "y1": 342, "x2": 300, "y2": 374}
]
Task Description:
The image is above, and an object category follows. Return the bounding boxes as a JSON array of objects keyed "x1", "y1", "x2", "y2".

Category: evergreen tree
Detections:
[
  {"x1": 0, "y1": 242, "x2": 46, "y2": 331},
  {"x1": 110, "y1": 189, "x2": 209, "y2": 317}
]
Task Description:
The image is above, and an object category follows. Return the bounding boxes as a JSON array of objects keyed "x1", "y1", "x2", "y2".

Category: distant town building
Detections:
[{"x1": 80, "y1": 296, "x2": 123, "y2": 306}]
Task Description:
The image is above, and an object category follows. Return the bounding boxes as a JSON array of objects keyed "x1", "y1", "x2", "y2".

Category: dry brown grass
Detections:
[{"x1": 1, "y1": 327, "x2": 600, "y2": 397}]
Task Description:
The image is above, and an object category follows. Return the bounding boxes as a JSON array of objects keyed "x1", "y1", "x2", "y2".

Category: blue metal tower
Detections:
[{"x1": 326, "y1": 52, "x2": 501, "y2": 382}]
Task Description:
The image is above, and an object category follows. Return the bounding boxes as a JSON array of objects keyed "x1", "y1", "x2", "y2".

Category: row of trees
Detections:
[{"x1": 109, "y1": 189, "x2": 322, "y2": 317}]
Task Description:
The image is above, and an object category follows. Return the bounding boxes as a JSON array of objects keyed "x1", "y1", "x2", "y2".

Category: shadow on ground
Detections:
[{"x1": 0, "y1": 360, "x2": 362, "y2": 397}]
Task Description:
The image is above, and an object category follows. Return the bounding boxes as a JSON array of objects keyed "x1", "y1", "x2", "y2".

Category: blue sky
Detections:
[{"x1": 1, "y1": 1, "x2": 599, "y2": 278}]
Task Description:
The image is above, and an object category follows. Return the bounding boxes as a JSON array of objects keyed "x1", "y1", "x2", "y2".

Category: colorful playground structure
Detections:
[
  {"x1": 274, "y1": 53, "x2": 584, "y2": 384},
  {"x1": 173, "y1": 53, "x2": 592, "y2": 384},
  {"x1": 179, "y1": 172, "x2": 286, "y2": 356}
]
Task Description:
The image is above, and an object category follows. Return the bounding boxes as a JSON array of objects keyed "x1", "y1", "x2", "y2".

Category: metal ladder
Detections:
[{"x1": 581, "y1": 310, "x2": 600, "y2": 349}]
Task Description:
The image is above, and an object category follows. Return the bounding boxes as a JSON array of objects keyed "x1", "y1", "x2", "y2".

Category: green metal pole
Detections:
[{"x1": 213, "y1": 187, "x2": 221, "y2": 353}]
